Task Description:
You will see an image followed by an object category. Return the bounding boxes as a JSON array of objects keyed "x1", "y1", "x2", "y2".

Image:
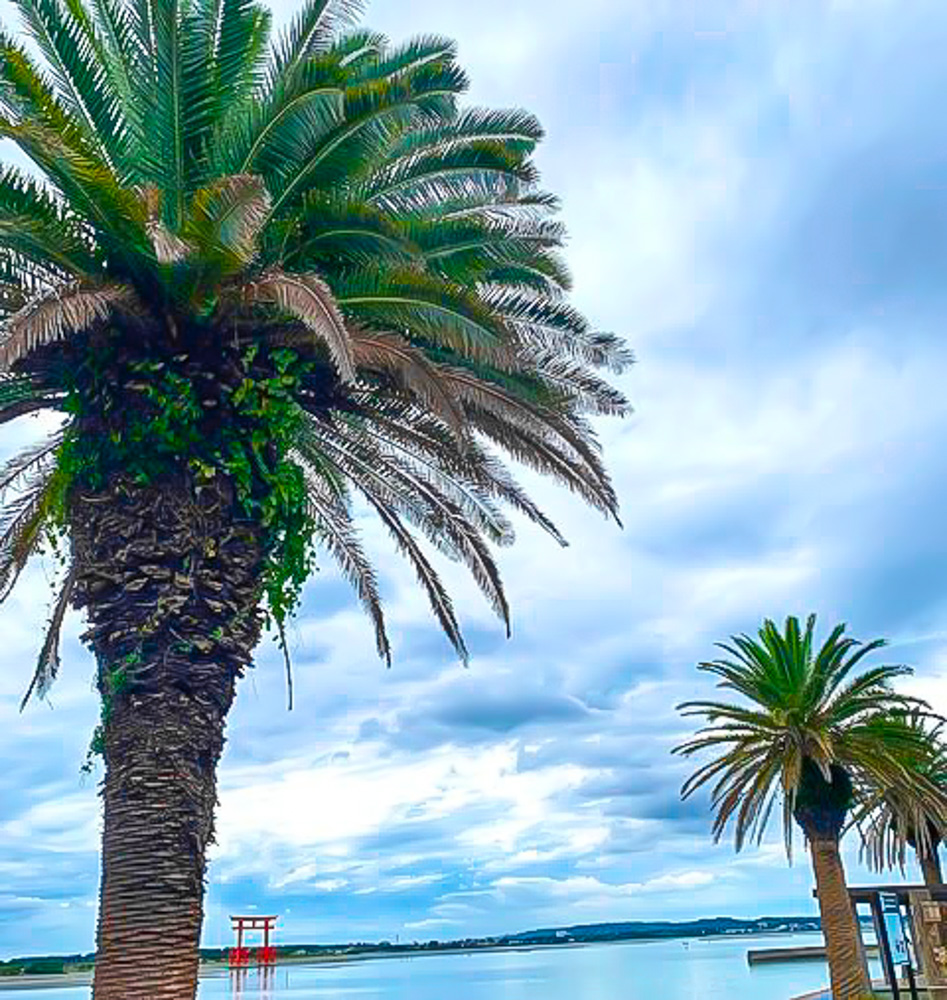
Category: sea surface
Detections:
[{"x1": 5, "y1": 933, "x2": 884, "y2": 1000}]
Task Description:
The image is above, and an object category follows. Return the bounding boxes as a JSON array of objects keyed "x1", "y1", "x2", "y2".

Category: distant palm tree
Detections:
[
  {"x1": 0, "y1": 0, "x2": 630, "y2": 995},
  {"x1": 860, "y1": 712, "x2": 947, "y2": 887},
  {"x1": 674, "y1": 615, "x2": 947, "y2": 1000}
]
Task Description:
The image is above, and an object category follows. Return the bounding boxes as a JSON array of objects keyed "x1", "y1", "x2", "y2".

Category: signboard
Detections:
[{"x1": 880, "y1": 892, "x2": 910, "y2": 966}]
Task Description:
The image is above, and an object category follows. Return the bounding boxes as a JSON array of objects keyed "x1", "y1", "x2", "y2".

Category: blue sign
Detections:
[{"x1": 880, "y1": 892, "x2": 910, "y2": 966}]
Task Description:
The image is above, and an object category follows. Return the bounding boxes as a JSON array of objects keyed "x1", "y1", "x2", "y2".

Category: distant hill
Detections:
[{"x1": 499, "y1": 916, "x2": 821, "y2": 945}]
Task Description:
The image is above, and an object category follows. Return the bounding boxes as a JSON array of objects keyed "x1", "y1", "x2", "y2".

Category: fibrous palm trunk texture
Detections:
[{"x1": 71, "y1": 475, "x2": 264, "y2": 999}]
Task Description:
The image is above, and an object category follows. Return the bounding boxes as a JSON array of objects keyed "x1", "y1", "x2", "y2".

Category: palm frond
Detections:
[
  {"x1": 185, "y1": 173, "x2": 271, "y2": 268},
  {"x1": 334, "y1": 267, "x2": 514, "y2": 366},
  {"x1": 363, "y1": 497, "x2": 467, "y2": 663},
  {"x1": 385, "y1": 106, "x2": 544, "y2": 160},
  {"x1": 266, "y1": 0, "x2": 362, "y2": 87},
  {"x1": 301, "y1": 466, "x2": 390, "y2": 662},
  {"x1": 0, "y1": 282, "x2": 135, "y2": 370},
  {"x1": 349, "y1": 328, "x2": 466, "y2": 435},
  {"x1": 7, "y1": 0, "x2": 126, "y2": 165},
  {"x1": 0, "y1": 431, "x2": 62, "y2": 496},
  {"x1": 20, "y1": 564, "x2": 75, "y2": 709},
  {"x1": 0, "y1": 459, "x2": 60, "y2": 601},
  {"x1": 298, "y1": 415, "x2": 510, "y2": 630},
  {"x1": 237, "y1": 269, "x2": 354, "y2": 380},
  {"x1": 351, "y1": 402, "x2": 567, "y2": 545}
]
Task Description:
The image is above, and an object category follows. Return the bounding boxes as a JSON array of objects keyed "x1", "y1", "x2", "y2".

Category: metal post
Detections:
[
  {"x1": 905, "y1": 961, "x2": 920, "y2": 1000},
  {"x1": 871, "y1": 893, "x2": 902, "y2": 1000}
]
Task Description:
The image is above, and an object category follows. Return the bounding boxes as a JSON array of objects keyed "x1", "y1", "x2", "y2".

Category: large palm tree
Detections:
[
  {"x1": 675, "y1": 615, "x2": 947, "y2": 1000},
  {"x1": 861, "y1": 712, "x2": 947, "y2": 887},
  {"x1": 0, "y1": 1, "x2": 630, "y2": 995}
]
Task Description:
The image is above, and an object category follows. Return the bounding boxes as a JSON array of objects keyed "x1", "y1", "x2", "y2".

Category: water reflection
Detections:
[{"x1": 229, "y1": 965, "x2": 278, "y2": 999}]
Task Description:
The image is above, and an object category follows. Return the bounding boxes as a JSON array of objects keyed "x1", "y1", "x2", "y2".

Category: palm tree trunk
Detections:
[
  {"x1": 71, "y1": 475, "x2": 265, "y2": 1000},
  {"x1": 809, "y1": 834, "x2": 871, "y2": 999},
  {"x1": 94, "y1": 688, "x2": 225, "y2": 998},
  {"x1": 920, "y1": 846, "x2": 944, "y2": 888}
]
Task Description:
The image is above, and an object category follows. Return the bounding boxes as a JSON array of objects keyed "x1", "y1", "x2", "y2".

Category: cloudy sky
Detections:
[{"x1": 3, "y1": 0, "x2": 947, "y2": 959}]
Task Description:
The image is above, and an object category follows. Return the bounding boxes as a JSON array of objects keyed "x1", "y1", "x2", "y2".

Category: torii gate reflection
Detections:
[{"x1": 229, "y1": 964, "x2": 275, "y2": 999}]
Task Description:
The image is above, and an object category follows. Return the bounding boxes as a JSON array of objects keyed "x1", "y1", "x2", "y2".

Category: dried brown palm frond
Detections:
[
  {"x1": 238, "y1": 269, "x2": 355, "y2": 381},
  {"x1": 441, "y1": 365, "x2": 614, "y2": 489},
  {"x1": 0, "y1": 283, "x2": 136, "y2": 370},
  {"x1": 20, "y1": 565, "x2": 76, "y2": 709},
  {"x1": 0, "y1": 430, "x2": 62, "y2": 496},
  {"x1": 350, "y1": 328, "x2": 466, "y2": 436},
  {"x1": 470, "y1": 405, "x2": 618, "y2": 518},
  {"x1": 524, "y1": 350, "x2": 632, "y2": 416},
  {"x1": 0, "y1": 461, "x2": 60, "y2": 600},
  {"x1": 365, "y1": 496, "x2": 468, "y2": 663},
  {"x1": 138, "y1": 186, "x2": 191, "y2": 263},
  {"x1": 352, "y1": 402, "x2": 568, "y2": 545}
]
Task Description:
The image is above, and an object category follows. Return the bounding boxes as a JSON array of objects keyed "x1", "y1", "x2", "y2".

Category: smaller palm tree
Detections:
[
  {"x1": 860, "y1": 712, "x2": 947, "y2": 887},
  {"x1": 674, "y1": 615, "x2": 947, "y2": 1000}
]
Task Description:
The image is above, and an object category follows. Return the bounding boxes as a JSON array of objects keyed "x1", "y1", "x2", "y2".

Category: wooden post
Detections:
[{"x1": 908, "y1": 890, "x2": 947, "y2": 1000}]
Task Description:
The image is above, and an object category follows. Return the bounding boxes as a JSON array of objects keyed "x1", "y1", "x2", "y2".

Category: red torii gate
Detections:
[{"x1": 229, "y1": 915, "x2": 278, "y2": 968}]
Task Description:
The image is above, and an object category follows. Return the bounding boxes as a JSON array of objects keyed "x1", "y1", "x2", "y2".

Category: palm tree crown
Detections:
[
  {"x1": 0, "y1": 0, "x2": 631, "y2": 706},
  {"x1": 860, "y1": 711, "x2": 947, "y2": 876},
  {"x1": 674, "y1": 614, "x2": 946, "y2": 855}
]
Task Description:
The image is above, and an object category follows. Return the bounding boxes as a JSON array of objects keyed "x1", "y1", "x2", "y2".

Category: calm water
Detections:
[{"x1": 7, "y1": 934, "x2": 883, "y2": 1000}]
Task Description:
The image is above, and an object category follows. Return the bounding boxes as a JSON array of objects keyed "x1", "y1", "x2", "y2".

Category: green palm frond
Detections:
[
  {"x1": 0, "y1": 374, "x2": 56, "y2": 423},
  {"x1": 265, "y1": 0, "x2": 362, "y2": 88},
  {"x1": 333, "y1": 267, "x2": 513, "y2": 365},
  {"x1": 216, "y1": 55, "x2": 345, "y2": 181},
  {"x1": 266, "y1": 59, "x2": 468, "y2": 216},
  {"x1": 181, "y1": 173, "x2": 271, "y2": 287},
  {"x1": 385, "y1": 106, "x2": 544, "y2": 160},
  {"x1": 9, "y1": 0, "x2": 126, "y2": 164},
  {"x1": 348, "y1": 34, "x2": 457, "y2": 85}
]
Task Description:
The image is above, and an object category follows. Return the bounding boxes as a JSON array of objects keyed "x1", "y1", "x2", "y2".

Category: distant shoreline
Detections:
[{"x1": 0, "y1": 927, "x2": 827, "y2": 991}]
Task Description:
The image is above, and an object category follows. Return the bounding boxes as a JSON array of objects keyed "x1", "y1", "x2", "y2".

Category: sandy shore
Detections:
[{"x1": 0, "y1": 971, "x2": 93, "y2": 991}]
